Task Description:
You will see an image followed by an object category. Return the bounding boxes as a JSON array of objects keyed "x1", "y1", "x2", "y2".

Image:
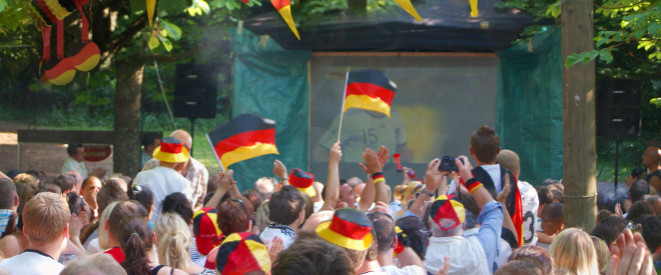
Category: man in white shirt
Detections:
[
  {"x1": 133, "y1": 137, "x2": 193, "y2": 224},
  {"x1": 260, "y1": 185, "x2": 306, "y2": 249},
  {"x1": 0, "y1": 192, "x2": 70, "y2": 275},
  {"x1": 61, "y1": 144, "x2": 106, "y2": 180}
]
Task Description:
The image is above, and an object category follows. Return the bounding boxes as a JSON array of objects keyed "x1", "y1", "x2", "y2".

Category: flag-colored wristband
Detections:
[
  {"x1": 372, "y1": 173, "x2": 385, "y2": 184},
  {"x1": 465, "y1": 178, "x2": 483, "y2": 194}
]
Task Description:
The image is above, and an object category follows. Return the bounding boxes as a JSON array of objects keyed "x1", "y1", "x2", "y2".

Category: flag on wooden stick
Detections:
[
  {"x1": 206, "y1": 114, "x2": 279, "y2": 170},
  {"x1": 343, "y1": 70, "x2": 397, "y2": 117}
]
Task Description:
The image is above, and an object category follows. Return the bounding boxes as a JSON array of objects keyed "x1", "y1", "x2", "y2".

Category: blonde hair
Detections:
[
  {"x1": 22, "y1": 192, "x2": 70, "y2": 243},
  {"x1": 549, "y1": 228, "x2": 599, "y2": 275},
  {"x1": 60, "y1": 254, "x2": 127, "y2": 275},
  {"x1": 98, "y1": 201, "x2": 120, "y2": 250},
  {"x1": 153, "y1": 212, "x2": 191, "y2": 270},
  {"x1": 590, "y1": 236, "x2": 610, "y2": 273}
]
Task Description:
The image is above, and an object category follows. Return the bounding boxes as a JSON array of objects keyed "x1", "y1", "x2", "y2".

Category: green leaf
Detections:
[
  {"x1": 565, "y1": 50, "x2": 599, "y2": 68},
  {"x1": 160, "y1": 20, "x2": 182, "y2": 41},
  {"x1": 148, "y1": 34, "x2": 160, "y2": 50},
  {"x1": 130, "y1": 0, "x2": 146, "y2": 13},
  {"x1": 160, "y1": 0, "x2": 192, "y2": 15},
  {"x1": 648, "y1": 22, "x2": 661, "y2": 36},
  {"x1": 0, "y1": 0, "x2": 7, "y2": 12},
  {"x1": 156, "y1": 33, "x2": 173, "y2": 52},
  {"x1": 598, "y1": 49, "x2": 613, "y2": 63},
  {"x1": 650, "y1": 98, "x2": 661, "y2": 107},
  {"x1": 193, "y1": 0, "x2": 210, "y2": 14}
]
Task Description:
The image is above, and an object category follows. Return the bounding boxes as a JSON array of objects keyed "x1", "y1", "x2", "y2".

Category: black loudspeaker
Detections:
[
  {"x1": 174, "y1": 64, "x2": 217, "y2": 119},
  {"x1": 596, "y1": 78, "x2": 642, "y2": 137}
]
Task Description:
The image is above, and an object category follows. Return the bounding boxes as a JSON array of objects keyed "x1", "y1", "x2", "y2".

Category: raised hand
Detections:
[
  {"x1": 329, "y1": 142, "x2": 343, "y2": 163},
  {"x1": 273, "y1": 160, "x2": 287, "y2": 180}
]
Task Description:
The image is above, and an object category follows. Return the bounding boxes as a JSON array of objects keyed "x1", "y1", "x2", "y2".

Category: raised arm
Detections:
[
  {"x1": 273, "y1": 160, "x2": 288, "y2": 185},
  {"x1": 321, "y1": 142, "x2": 342, "y2": 210},
  {"x1": 358, "y1": 146, "x2": 390, "y2": 209},
  {"x1": 204, "y1": 170, "x2": 238, "y2": 208},
  {"x1": 408, "y1": 158, "x2": 447, "y2": 218}
]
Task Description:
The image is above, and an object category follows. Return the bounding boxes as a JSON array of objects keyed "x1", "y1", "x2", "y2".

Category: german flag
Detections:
[
  {"x1": 343, "y1": 70, "x2": 397, "y2": 117},
  {"x1": 206, "y1": 114, "x2": 279, "y2": 170}
]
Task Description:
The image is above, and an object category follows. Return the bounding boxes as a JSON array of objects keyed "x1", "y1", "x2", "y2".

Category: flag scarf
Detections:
[
  {"x1": 271, "y1": 0, "x2": 300, "y2": 40},
  {"x1": 207, "y1": 114, "x2": 279, "y2": 170},
  {"x1": 343, "y1": 70, "x2": 397, "y2": 117}
]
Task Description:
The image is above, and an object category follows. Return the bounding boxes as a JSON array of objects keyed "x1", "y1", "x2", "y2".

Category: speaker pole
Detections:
[
  {"x1": 189, "y1": 117, "x2": 196, "y2": 157},
  {"x1": 614, "y1": 135, "x2": 620, "y2": 196}
]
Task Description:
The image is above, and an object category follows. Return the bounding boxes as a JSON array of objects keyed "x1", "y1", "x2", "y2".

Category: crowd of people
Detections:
[{"x1": 0, "y1": 126, "x2": 658, "y2": 274}]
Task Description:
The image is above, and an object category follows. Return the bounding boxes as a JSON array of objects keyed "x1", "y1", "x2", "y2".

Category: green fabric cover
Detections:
[
  {"x1": 496, "y1": 26, "x2": 563, "y2": 185},
  {"x1": 230, "y1": 28, "x2": 311, "y2": 191}
]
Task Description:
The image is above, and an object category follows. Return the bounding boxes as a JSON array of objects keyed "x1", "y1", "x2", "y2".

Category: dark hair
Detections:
[
  {"x1": 536, "y1": 186, "x2": 554, "y2": 206},
  {"x1": 67, "y1": 143, "x2": 83, "y2": 157},
  {"x1": 67, "y1": 192, "x2": 87, "y2": 215},
  {"x1": 128, "y1": 185, "x2": 154, "y2": 216},
  {"x1": 639, "y1": 215, "x2": 661, "y2": 252},
  {"x1": 269, "y1": 186, "x2": 305, "y2": 225},
  {"x1": 596, "y1": 209, "x2": 616, "y2": 223},
  {"x1": 243, "y1": 190, "x2": 263, "y2": 211},
  {"x1": 495, "y1": 260, "x2": 544, "y2": 275},
  {"x1": 97, "y1": 180, "x2": 129, "y2": 215},
  {"x1": 161, "y1": 192, "x2": 193, "y2": 225},
  {"x1": 627, "y1": 200, "x2": 654, "y2": 223},
  {"x1": 368, "y1": 212, "x2": 395, "y2": 254},
  {"x1": 217, "y1": 196, "x2": 253, "y2": 235},
  {"x1": 141, "y1": 136, "x2": 159, "y2": 148},
  {"x1": 550, "y1": 189, "x2": 563, "y2": 203},
  {"x1": 119, "y1": 218, "x2": 153, "y2": 275},
  {"x1": 54, "y1": 174, "x2": 76, "y2": 193},
  {"x1": 0, "y1": 178, "x2": 17, "y2": 209},
  {"x1": 395, "y1": 216, "x2": 428, "y2": 260},
  {"x1": 1, "y1": 212, "x2": 16, "y2": 239},
  {"x1": 108, "y1": 201, "x2": 148, "y2": 240},
  {"x1": 81, "y1": 176, "x2": 99, "y2": 191},
  {"x1": 592, "y1": 216, "x2": 627, "y2": 245},
  {"x1": 470, "y1": 125, "x2": 500, "y2": 163},
  {"x1": 40, "y1": 181, "x2": 62, "y2": 194},
  {"x1": 630, "y1": 180, "x2": 650, "y2": 203},
  {"x1": 272, "y1": 232, "x2": 353, "y2": 275},
  {"x1": 508, "y1": 246, "x2": 553, "y2": 275},
  {"x1": 541, "y1": 203, "x2": 563, "y2": 222}
]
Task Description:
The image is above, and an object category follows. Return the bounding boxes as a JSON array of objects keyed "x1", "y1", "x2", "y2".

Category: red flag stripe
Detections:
[
  {"x1": 328, "y1": 215, "x2": 373, "y2": 240},
  {"x1": 213, "y1": 129, "x2": 276, "y2": 156},
  {"x1": 271, "y1": 0, "x2": 290, "y2": 11},
  {"x1": 346, "y1": 82, "x2": 395, "y2": 106}
]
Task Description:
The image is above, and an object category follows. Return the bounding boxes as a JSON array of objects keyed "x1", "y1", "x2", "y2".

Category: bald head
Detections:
[
  {"x1": 496, "y1": 149, "x2": 520, "y2": 177},
  {"x1": 643, "y1": 147, "x2": 661, "y2": 168},
  {"x1": 170, "y1": 129, "x2": 192, "y2": 150}
]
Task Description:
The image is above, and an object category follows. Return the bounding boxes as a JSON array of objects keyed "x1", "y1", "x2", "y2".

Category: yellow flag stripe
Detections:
[
  {"x1": 220, "y1": 143, "x2": 279, "y2": 168},
  {"x1": 277, "y1": 5, "x2": 301, "y2": 40},
  {"x1": 392, "y1": 0, "x2": 422, "y2": 22},
  {"x1": 469, "y1": 0, "x2": 479, "y2": 17},
  {"x1": 343, "y1": 94, "x2": 391, "y2": 117}
]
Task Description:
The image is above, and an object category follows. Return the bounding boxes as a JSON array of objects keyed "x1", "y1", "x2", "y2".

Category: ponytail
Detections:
[
  {"x1": 119, "y1": 218, "x2": 152, "y2": 275},
  {"x1": 154, "y1": 212, "x2": 191, "y2": 270}
]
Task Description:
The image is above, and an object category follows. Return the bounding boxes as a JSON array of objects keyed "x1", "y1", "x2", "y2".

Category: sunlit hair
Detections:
[
  {"x1": 549, "y1": 228, "x2": 599, "y2": 275},
  {"x1": 98, "y1": 201, "x2": 120, "y2": 250},
  {"x1": 22, "y1": 192, "x2": 70, "y2": 243},
  {"x1": 154, "y1": 212, "x2": 191, "y2": 271},
  {"x1": 590, "y1": 235, "x2": 610, "y2": 273},
  {"x1": 60, "y1": 254, "x2": 127, "y2": 275}
]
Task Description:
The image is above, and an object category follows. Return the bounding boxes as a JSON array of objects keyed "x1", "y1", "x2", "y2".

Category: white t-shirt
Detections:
[
  {"x1": 382, "y1": 265, "x2": 426, "y2": 275},
  {"x1": 480, "y1": 164, "x2": 502, "y2": 193},
  {"x1": 518, "y1": 180, "x2": 540, "y2": 245},
  {"x1": 133, "y1": 166, "x2": 193, "y2": 223},
  {"x1": 61, "y1": 156, "x2": 88, "y2": 179},
  {"x1": 0, "y1": 250, "x2": 64, "y2": 275},
  {"x1": 424, "y1": 236, "x2": 489, "y2": 275},
  {"x1": 259, "y1": 224, "x2": 297, "y2": 249}
]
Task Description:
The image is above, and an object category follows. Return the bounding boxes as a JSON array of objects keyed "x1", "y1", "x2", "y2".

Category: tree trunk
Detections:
[
  {"x1": 113, "y1": 58, "x2": 144, "y2": 177},
  {"x1": 561, "y1": 0, "x2": 597, "y2": 231}
]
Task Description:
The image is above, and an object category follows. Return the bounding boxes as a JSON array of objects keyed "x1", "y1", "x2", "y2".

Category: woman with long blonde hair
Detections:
[
  {"x1": 549, "y1": 228, "x2": 600, "y2": 275},
  {"x1": 153, "y1": 212, "x2": 214, "y2": 275}
]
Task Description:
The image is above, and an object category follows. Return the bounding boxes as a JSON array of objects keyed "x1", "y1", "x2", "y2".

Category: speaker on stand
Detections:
[
  {"x1": 596, "y1": 78, "x2": 642, "y2": 189},
  {"x1": 174, "y1": 64, "x2": 218, "y2": 156}
]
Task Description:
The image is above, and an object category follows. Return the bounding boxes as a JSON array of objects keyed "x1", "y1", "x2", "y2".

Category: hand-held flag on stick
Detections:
[
  {"x1": 271, "y1": 0, "x2": 300, "y2": 40},
  {"x1": 469, "y1": 0, "x2": 479, "y2": 17},
  {"x1": 392, "y1": 0, "x2": 422, "y2": 22},
  {"x1": 206, "y1": 114, "x2": 279, "y2": 171},
  {"x1": 343, "y1": 70, "x2": 397, "y2": 117}
]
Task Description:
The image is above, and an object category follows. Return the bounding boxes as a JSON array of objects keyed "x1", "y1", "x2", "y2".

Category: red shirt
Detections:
[{"x1": 104, "y1": 246, "x2": 125, "y2": 263}]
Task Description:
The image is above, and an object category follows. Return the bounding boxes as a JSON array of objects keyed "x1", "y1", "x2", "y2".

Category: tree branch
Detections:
[{"x1": 148, "y1": 43, "x2": 203, "y2": 63}]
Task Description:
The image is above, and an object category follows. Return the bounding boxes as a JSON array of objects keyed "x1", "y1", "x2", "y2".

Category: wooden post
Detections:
[{"x1": 562, "y1": 0, "x2": 597, "y2": 231}]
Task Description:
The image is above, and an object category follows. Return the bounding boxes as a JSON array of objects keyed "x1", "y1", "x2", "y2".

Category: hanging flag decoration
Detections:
[
  {"x1": 343, "y1": 70, "x2": 397, "y2": 117},
  {"x1": 146, "y1": 0, "x2": 157, "y2": 27},
  {"x1": 206, "y1": 114, "x2": 279, "y2": 170},
  {"x1": 392, "y1": 0, "x2": 422, "y2": 22},
  {"x1": 32, "y1": 0, "x2": 100, "y2": 86},
  {"x1": 469, "y1": 0, "x2": 479, "y2": 17},
  {"x1": 271, "y1": 0, "x2": 300, "y2": 40}
]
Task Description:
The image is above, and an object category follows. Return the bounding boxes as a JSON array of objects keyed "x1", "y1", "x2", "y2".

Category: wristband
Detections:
[
  {"x1": 420, "y1": 188, "x2": 434, "y2": 197},
  {"x1": 465, "y1": 178, "x2": 483, "y2": 194},
  {"x1": 371, "y1": 172, "x2": 383, "y2": 178},
  {"x1": 373, "y1": 177, "x2": 385, "y2": 184}
]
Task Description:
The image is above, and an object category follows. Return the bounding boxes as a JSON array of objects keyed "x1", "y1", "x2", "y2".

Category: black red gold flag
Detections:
[{"x1": 343, "y1": 70, "x2": 397, "y2": 117}]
